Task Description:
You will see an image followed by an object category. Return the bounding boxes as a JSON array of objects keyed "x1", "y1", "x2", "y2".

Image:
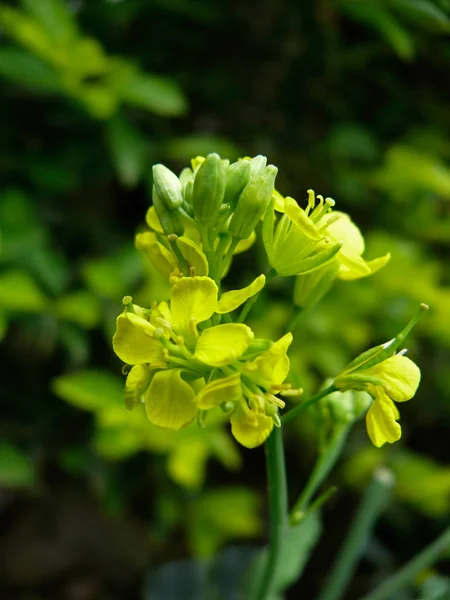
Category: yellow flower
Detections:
[
  {"x1": 263, "y1": 190, "x2": 390, "y2": 279},
  {"x1": 112, "y1": 276, "x2": 289, "y2": 447},
  {"x1": 263, "y1": 193, "x2": 342, "y2": 276},
  {"x1": 336, "y1": 353, "x2": 421, "y2": 447},
  {"x1": 362, "y1": 355, "x2": 420, "y2": 447},
  {"x1": 320, "y1": 210, "x2": 390, "y2": 281},
  {"x1": 335, "y1": 305, "x2": 427, "y2": 447}
]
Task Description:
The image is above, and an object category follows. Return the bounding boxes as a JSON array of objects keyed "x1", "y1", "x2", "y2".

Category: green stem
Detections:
[
  {"x1": 318, "y1": 468, "x2": 395, "y2": 600},
  {"x1": 290, "y1": 424, "x2": 350, "y2": 523},
  {"x1": 220, "y1": 237, "x2": 240, "y2": 278},
  {"x1": 251, "y1": 427, "x2": 288, "y2": 600},
  {"x1": 361, "y1": 525, "x2": 450, "y2": 600},
  {"x1": 281, "y1": 384, "x2": 337, "y2": 425},
  {"x1": 286, "y1": 306, "x2": 304, "y2": 332},
  {"x1": 237, "y1": 268, "x2": 277, "y2": 323}
]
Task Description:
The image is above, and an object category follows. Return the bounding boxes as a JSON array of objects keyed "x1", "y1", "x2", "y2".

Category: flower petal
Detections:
[
  {"x1": 365, "y1": 390, "x2": 401, "y2": 447},
  {"x1": 230, "y1": 404, "x2": 274, "y2": 448},
  {"x1": 145, "y1": 368, "x2": 197, "y2": 429},
  {"x1": 136, "y1": 232, "x2": 178, "y2": 279},
  {"x1": 176, "y1": 236, "x2": 209, "y2": 276},
  {"x1": 364, "y1": 355, "x2": 421, "y2": 402},
  {"x1": 216, "y1": 274, "x2": 266, "y2": 314},
  {"x1": 325, "y1": 212, "x2": 365, "y2": 256},
  {"x1": 247, "y1": 333, "x2": 293, "y2": 386},
  {"x1": 194, "y1": 324, "x2": 254, "y2": 366},
  {"x1": 284, "y1": 196, "x2": 322, "y2": 240},
  {"x1": 195, "y1": 373, "x2": 243, "y2": 409},
  {"x1": 145, "y1": 206, "x2": 164, "y2": 233},
  {"x1": 125, "y1": 364, "x2": 151, "y2": 410},
  {"x1": 171, "y1": 276, "x2": 218, "y2": 334},
  {"x1": 234, "y1": 231, "x2": 256, "y2": 254},
  {"x1": 113, "y1": 313, "x2": 166, "y2": 365}
]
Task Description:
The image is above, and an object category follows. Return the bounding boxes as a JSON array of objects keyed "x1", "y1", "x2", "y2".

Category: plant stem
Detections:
[
  {"x1": 286, "y1": 306, "x2": 304, "y2": 332},
  {"x1": 361, "y1": 525, "x2": 450, "y2": 600},
  {"x1": 290, "y1": 424, "x2": 350, "y2": 524},
  {"x1": 318, "y1": 468, "x2": 395, "y2": 600},
  {"x1": 281, "y1": 384, "x2": 337, "y2": 425},
  {"x1": 237, "y1": 268, "x2": 277, "y2": 323},
  {"x1": 251, "y1": 426, "x2": 289, "y2": 600}
]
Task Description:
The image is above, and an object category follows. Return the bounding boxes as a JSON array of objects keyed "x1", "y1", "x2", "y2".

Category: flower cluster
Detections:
[
  {"x1": 112, "y1": 152, "x2": 424, "y2": 449},
  {"x1": 113, "y1": 275, "x2": 292, "y2": 448}
]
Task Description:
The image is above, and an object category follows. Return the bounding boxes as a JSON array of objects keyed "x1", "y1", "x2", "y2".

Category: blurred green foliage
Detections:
[{"x1": 1, "y1": 0, "x2": 450, "y2": 598}]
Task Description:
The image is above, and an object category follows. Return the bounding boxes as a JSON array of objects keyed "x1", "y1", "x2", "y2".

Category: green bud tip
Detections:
[
  {"x1": 221, "y1": 401, "x2": 235, "y2": 413},
  {"x1": 122, "y1": 295, "x2": 133, "y2": 305}
]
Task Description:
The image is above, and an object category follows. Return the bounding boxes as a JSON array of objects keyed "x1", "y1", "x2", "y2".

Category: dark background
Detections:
[{"x1": 1, "y1": 1, "x2": 450, "y2": 599}]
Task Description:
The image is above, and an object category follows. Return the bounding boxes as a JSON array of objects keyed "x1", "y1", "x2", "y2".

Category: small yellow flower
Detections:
[
  {"x1": 263, "y1": 190, "x2": 390, "y2": 279},
  {"x1": 336, "y1": 353, "x2": 421, "y2": 447},
  {"x1": 335, "y1": 305, "x2": 428, "y2": 447}
]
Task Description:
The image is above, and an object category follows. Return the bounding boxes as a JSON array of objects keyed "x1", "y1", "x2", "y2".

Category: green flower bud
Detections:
[
  {"x1": 152, "y1": 164, "x2": 184, "y2": 210},
  {"x1": 152, "y1": 186, "x2": 183, "y2": 235},
  {"x1": 184, "y1": 179, "x2": 194, "y2": 205},
  {"x1": 192, "y1": 153, "x2": 226, "y2": 225},
  {"x1": 224, "y1": 160, "x2": 251, "y2": 208},
  {"x1": 229, "y1": 164, "x2": 278, "y2": 239},
  {"x1": 249, "y1": 155, "x2": 267, "y2": 177},
  {"x1": 293, "y1": 259, "x2": 339, "y2": 310}
]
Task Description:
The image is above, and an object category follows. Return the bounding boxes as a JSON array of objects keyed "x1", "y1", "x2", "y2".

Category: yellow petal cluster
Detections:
[{"x1": 113, "y1": 274, "x2": 292, "y2": 448}]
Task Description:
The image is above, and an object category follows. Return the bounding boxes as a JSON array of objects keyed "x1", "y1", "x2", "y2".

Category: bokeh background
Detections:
[{"x1": 1, "y1": 1, "x2": 450, "y2": 599}]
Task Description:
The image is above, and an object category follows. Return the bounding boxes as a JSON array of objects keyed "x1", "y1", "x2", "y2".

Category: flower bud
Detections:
[
  {"x1": 249, "y1": 155, "x2": 267, "y2": 177},
  {"x1": 192, "y1": 153, "x2": 226, "y2": 225},
  {"x1": 152, "y1": 164, "x2": 184, "y2": 210},
  {"x1": 152, "y1": 186, "x2": 183, "y2": 235},
  {"x1": 229, "y1": 164, "x2": 278, "y2": 239},
  {"x1": 293, "y1": 259, "x2": 339, "y2": 310},
  {"x1": 224, "y1": 160, "x2": 251, "y2": 208}
]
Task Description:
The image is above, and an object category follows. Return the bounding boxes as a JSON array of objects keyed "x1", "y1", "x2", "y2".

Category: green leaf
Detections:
[
  {"x1": 188, "y1": 487, "x2": 262, "y2": 558},
  {"x1": 106, "y1": 116, "x2": 149, "y2": 188},
  {"x1": 120, "y1": 70, "x2": 187, "y2": 117},
  {"x1": 0, "y1": 48, "x2": 60, "y2": 92},
  {"x1": 52, "y1": 370, "x2": 124, "y2": 412},
  {"x1": 81, "y1": 246, "x2": 143, "y2": 300},
  {"x1": 55, "y1": 290, "x2": 102, "y2": 329},
  {"x1": 273, "y1": 512, "x2": 322, "y2": 593},
  {"x1": 93, "y1": 425, "x2": 147, "y2": 460},
  {"x1": 0, "y1": 442, "x2": 38, "y2": 488},
  {"x1": 22, "y1": 0, "x2": 78, "y2": 42},
  {"x1": 390, "y1": 0, "x2": 450, "y2": 33},
  {"x1": 341, "y1": 2, "x2": 415, "y2": 60},
  {"x1": 0, "y1": 270, "x2": 47, "y2": 312},
  {"x1": 144, "y1": 559, "x2": 208, "y2": 600}
]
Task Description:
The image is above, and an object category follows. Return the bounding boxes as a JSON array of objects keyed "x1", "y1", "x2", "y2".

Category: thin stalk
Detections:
[
  {"x1": 237, "y1": 268, "x2": 277, "y2": 323},
  {"x1": 281, "y1": 384, "x2": 337, "y2": 425},
  {"x1": 361, "y1": 525, "x2": 450, "y2": 600},
  {"x1": 318, "y1": 468, "x2": 395, "y2": 600},
  {"x1": 290, "y1": 424, "x2": 350, "y2": 524},
  {"x1": 250, "y1": 427, "x2": 289, "y2": 600},
  {"x1": 220, "y1": 237, "x2": 240, "y2": 278},
  {"x1": 286, "y1": 306, "x2": 304, "y2": 333}
]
